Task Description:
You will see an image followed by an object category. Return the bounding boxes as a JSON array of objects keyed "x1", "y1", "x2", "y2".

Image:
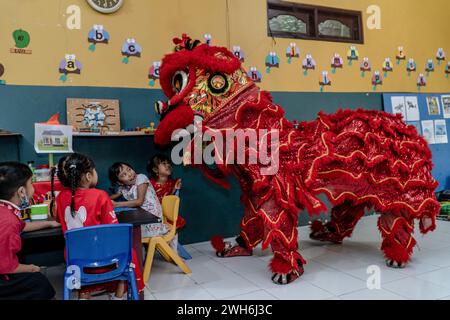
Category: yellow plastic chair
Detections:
[{"x1": 141, "y1": 195, "x2": 192, "y2": 284}]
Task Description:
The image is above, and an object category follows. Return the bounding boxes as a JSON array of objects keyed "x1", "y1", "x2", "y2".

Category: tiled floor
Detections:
[{"x1": 46, "y1": 215, "x2": 450, "y2": 300}]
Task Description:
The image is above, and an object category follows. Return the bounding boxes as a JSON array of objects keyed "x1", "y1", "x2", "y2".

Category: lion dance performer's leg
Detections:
[
  {"x1": 378, "y1": 211, "x2": 416, "y2": 268},
  {"x1": 310, "y1": 200, "x2": 367, "y2": 244}
]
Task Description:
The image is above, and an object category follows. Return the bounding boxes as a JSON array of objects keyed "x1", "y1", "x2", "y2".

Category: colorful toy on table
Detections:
[{"x1": 23, "y1": 204, "x2": 49, "y2": 221}]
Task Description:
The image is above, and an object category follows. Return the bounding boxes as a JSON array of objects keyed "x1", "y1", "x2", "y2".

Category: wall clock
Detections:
[{"x1": 86, "y1": 0, "x2": 124, "y2": 14}]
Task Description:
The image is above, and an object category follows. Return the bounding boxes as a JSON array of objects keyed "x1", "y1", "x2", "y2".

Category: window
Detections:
[{"x1": 267, "y1": 0, "x2": 364, "y2": 44}]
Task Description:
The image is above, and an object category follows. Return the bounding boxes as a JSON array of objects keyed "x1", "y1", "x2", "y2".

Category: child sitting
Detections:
[
  {"x1": 108, "y1": 162, "x2": 168, "y2": 238},
  {"x1": 54, "y1": 153, "x2": 144, "y2": 299},
  {"x1": 0, "y1": 162, "x2": 59, "y2": 300}
]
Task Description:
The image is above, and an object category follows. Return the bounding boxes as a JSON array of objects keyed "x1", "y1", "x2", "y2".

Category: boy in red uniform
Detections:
[{"x1": 0, "y1": 162, "x2": 60, "y2": 300}]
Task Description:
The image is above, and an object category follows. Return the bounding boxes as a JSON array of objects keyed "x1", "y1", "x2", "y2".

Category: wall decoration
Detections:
[
  {"x1": 360, "y1": 57, "x2": 371, "y2": 77},
  {"x1": 396, "y1": 46, "x2": 406, "y2": 64},
  {"x1": 371, "y1": 71, "x2": 382, "y2": 90},
  {"x1": 408, "y1": 121, "x2": 421, "y2": 135},
  {"x1": 319, "y1": 71, "x2": 331, "y2": 92},
  {"x1": 87, "y1": 25, "x2": 110, "y2": 52},
  {"x1": 204, "y1": 34, "x2": 212, "y2": 46},
  {"x1": 390, "y1": 96, "x2": 406, "y2": 120},
  {"x1": 0, "y1": 63, "x2": 5, "y2": 85},
  {"x1": 10, "y1": 29, "x2": 32, "y2": 54},
  {"x1": 265, "y1": 51, "x2": 280, "y2": 73},
  {"x1": 406, "y1": 58, "x2": 416, "y2": 76},
  {"x1": 421, "y1": 120, "x2": 435, "y2": 144},
  {"x1": 247, "y1": 67, "x2": 262, "y2": 82},
  {"x1": 148, "y1": 61, "x2": 161, "y2": 87},
  {"x1": 426, "y1": 96, "x2": 441, "y2": 116},
  {"x1": 425, "y1": 59, "x2": 435, "y2": 76},
  {"x1": 436, "y1": 48, "x2": 446, "y2": 65},
  {"x1": 286, "y1": 42, "x2": 299, "y2": 64},
  {"x1": 232, "y1": 46, "x2": 245, "y2": 62},
  {"x1": 330, "y1": 53, "x2": 343, "y2": 73},
  {"x1": 67, "y1": 98, "x2": 120, "y2": 134},
  {"x1": 382, "y1": 58, "x2": 393, "y2": 77},
  {"x1": 347, "y1": 46, "x2": 359, "y2": 65},
  {"x1": 417, "y1": 73, "x2": 426, "y2": 90},
  {"x1": 302, "y1": 54, "x2": 316, "y2": 76},
  {"x1": 441, "y1": 95, "x2": 450, "y2": 119},
  {"x1": 434, "y1": 119, "x2": 448, "y2": 144},
  {"x1": 58, "y1": 54, "x2": 82, "y2": 82},
  {"x1": 446, "y1": 62, "x2": 450, "y2": 78},
  {"x1": 34, "y1": 123, "x2": 73, "y2": 154},
  {"x1": 405, "y1": 96, "x2": 420, "y2": 121},
  {"x1": 86, "y1": 0, "x2": 124, "y2": 14},
  {"x1": 121, "y1": 38, "x2": 142, "y2": 64}
]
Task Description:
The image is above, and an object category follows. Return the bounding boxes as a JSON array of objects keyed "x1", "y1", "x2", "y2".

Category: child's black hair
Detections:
[
  {"x1": 108, "y1": 162, "x2": 134, "y2": 186},
  {"x1": 146, "y1": 153, "x2": 172, "y2": 179},
  {"x1": 0, "y1": 162, "x2": 33, "y2": 200},
  {"x1": 55, "y1": 153, "x2": 95, "y2": 217}
]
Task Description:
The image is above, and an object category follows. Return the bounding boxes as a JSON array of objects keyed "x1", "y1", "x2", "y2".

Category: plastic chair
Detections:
[
  {"x1": 63, "y1": 224, "x2": 139, "y2": 300},
  {"x1": 141, "y1": 195, "x2": 192, "y2": 284}
]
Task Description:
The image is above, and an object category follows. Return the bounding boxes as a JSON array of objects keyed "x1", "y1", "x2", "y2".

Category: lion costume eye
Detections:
[{"x1": 172, "y1": 70, "x2": 188, "y2": 94}]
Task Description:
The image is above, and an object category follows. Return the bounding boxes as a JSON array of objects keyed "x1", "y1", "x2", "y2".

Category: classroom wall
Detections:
[{"x1": 0, "y1": 0, "x2": 448, "y2": 92}]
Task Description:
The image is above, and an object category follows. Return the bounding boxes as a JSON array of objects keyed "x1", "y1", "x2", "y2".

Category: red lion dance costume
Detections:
[{"x1": 154, "y1": 35, "x2": 440, "y2": 284}]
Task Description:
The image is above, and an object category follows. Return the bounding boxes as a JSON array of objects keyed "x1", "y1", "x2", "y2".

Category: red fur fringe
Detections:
[{"x1": 210, "y1": 235, "x2": 226, "y2": 252}]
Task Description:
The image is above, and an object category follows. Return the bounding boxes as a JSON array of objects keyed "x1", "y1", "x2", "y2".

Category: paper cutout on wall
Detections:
[
  {"x1": 417, "y1": 73, "x2": 426, "y2": 91},
  {"x1": 331, "y1": 53, "x2": 343, "y2": 73},
  {"x1": 446, "y1": 62, "x2": 450, "y2": 78},
  {"x1": 248, "y1": 67, "x2": 262, "y2": 82},
  {"x1": 425, "y1": 59, "x2": 435, "y2": 76},
  {"x1": 436, "y1": 48, "x2": 446, "y2": 65},
  {"x1": 406, "y1": 58, "x2": 416, "y2": 76},
  {"x1": 148, "y1": 61, "x2": 161, "y2": 87},
  {"x1": 382, "y1": 58, "x2": 393, "y2": 77},
  {"x1": 302, "y1": 54, "x2": 316, "y2": 76},
  {"x1": 265, "y1": 51, "x2": 280, "y2": 73},
  {"x1": 360, "y1": 57, "x2": 371, "y2": 77},
  {"x1": 286, "y1": 42, "x2": 299, "y2": 64},
  {"x1": 204, "y1": 34, "x2": 212, "y2": 46},
  {"x1": 10, "y1": 29, "x2": 32, "y2": 54},
  {"x1": 121, "y1": 38, "x2": 142, "y2": 64},
  {"x1": 396, "y1": 46, "x2": 406, "y2": 64},
  {"x1": 319, "y1": 71, "x2": 331, "y2": 92},
  {"x1": 372, "y1": 71, "x2": 383, "y2": 91},
  {"x1": 58, "y1": 54, "x2": 82, "y2": 82},
  {"x1": 347, "y1": 46, "x2": 359, "y2": 65},
  {"x1": 88, "y1": 25, "x2": 110, "y2": 52},
  {"x1": 232, "y1": 46, "x2": 245, "y2": 62},
  {"x1": 0, "y1": 63, "x2": 5, "y2": 85}
]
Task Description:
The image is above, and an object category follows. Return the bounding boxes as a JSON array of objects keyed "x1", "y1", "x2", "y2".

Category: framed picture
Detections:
[
  {"x1": 67, "y1": 98, "x2": 120, "y2": 133},
  {"x1": 426, "y1": 96, "x2": 441, "y2": 116},
  {"x1": 442, "y1": 95, "x2": 450, "y2": 119},
  {"x1": 34, "y1": 124, "x2": 73, "y2": 154}
]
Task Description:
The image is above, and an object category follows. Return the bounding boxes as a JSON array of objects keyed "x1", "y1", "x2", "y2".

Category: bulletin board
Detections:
[{"x1": 383, "y1": 93, "x2": 450, "y2": 190}]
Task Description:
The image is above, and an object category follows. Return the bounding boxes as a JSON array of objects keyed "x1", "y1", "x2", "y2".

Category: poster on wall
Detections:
[
  {"x1": 405, "y1": 96, "x2": 420, "y2": 121},
  {"x1": 390, "y1": 96, "x2": 407, "y2": 120},
  {"x1": 421, "y1": 120, "x2": 435, "y2": 144},
  {"x1": 34, "y1": 124, "x2": 73, "y2": 154},
  {"x1": 408, "y1": 121, "x2": 421, "y2": 135},
  {"x1": 442, "y1": 95, "x2": 450, "y2": 119},
  {"x1": 434, "y1": 119, "x2": 448, "y2": 144},
  {"x1": 426, "y1": 96, "x2": 441, "y2": 116}
]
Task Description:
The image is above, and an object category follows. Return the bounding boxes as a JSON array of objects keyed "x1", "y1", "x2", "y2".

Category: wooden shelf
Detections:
[
  {"x1": 73, "y1": 131, "x2": 154, "y2": 137},
  {"x1": 0, "y1": 131, "x2": 22, "y2": 137}
]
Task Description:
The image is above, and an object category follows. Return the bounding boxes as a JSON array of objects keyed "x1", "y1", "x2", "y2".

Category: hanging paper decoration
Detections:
[
  {"x1": 302, "y1": 54, "x2": 316, "y2": 76},
  {"x1": 248, "y1": 67, "x2": 262, "y2": 82},
  {"x1": 286, "y1": 42, "x2": 299, "y2": 64},
  {"x1": 319, "y1": 71, "x2": 331, "y2": 92},
  {"x1": 0, "y1": 63, "x2": 5, "y2": 85},
  {"x1": 265, "y1": 51, "x2": 280, "y2": 73},
  {"x1": 58, "y1": 54, "x2": 82, "y2": 82},
  {"x1": 425, "y1": 59, "x2": 435, "y2": 76},
  {"x1": 121, "y1": 38, "x2": 142, "y2": 64},
  {"x1": 148, "y1": 61, "x2": 161, "y2": 87},
  {"x1": 406, "y1": 58, "x2": 416, "y2": 77},
  {"x1": 417, "y1": 73, "x2": 426, "y2": 91},
  {"x1": 360, "y1": 57, "x2": 371, "y2": 77},
  {"x1": 347, "y1": 46, "x2": 359, "y2": 65},
  {"x1": 382, "y1": 58, "x2": 393, "y2": 77},
  {"x1": 11, "y1": 29, "x2": 32, "y2": 54},
  {"x1": 372, "y1": 71, "x2": 383, "y2": 91},
  {"x1": 331, "y1": 53, "x2": 343, "y2": 73},
  {"x1": 232, "y1": 46, "x2": 245, "y2": 62},
  {"x1": 446, "y1": 62, "x2": 450, "y2": 78},
  {"x1": 204, "y1": 34, "x2": 212, "y2": 46},
  {"x1": 396, "y1": 46, "x2": 406, "y2": 65},
  {"x1": 436, "y1": 48, "x2": 446, "y2": 65},
  {"x1": 88, "y1": 25, "x2": 110, "y2": 52}
]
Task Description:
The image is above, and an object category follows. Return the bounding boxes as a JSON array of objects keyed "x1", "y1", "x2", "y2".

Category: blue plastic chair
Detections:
[{"x1": 63, "y1": 224, "x2": 139, "y2": 300}]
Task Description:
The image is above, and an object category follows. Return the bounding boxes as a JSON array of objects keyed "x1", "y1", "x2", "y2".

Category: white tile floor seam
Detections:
[{"x1": 47, "y1": 216, "x2": 450, "y2": 300}]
